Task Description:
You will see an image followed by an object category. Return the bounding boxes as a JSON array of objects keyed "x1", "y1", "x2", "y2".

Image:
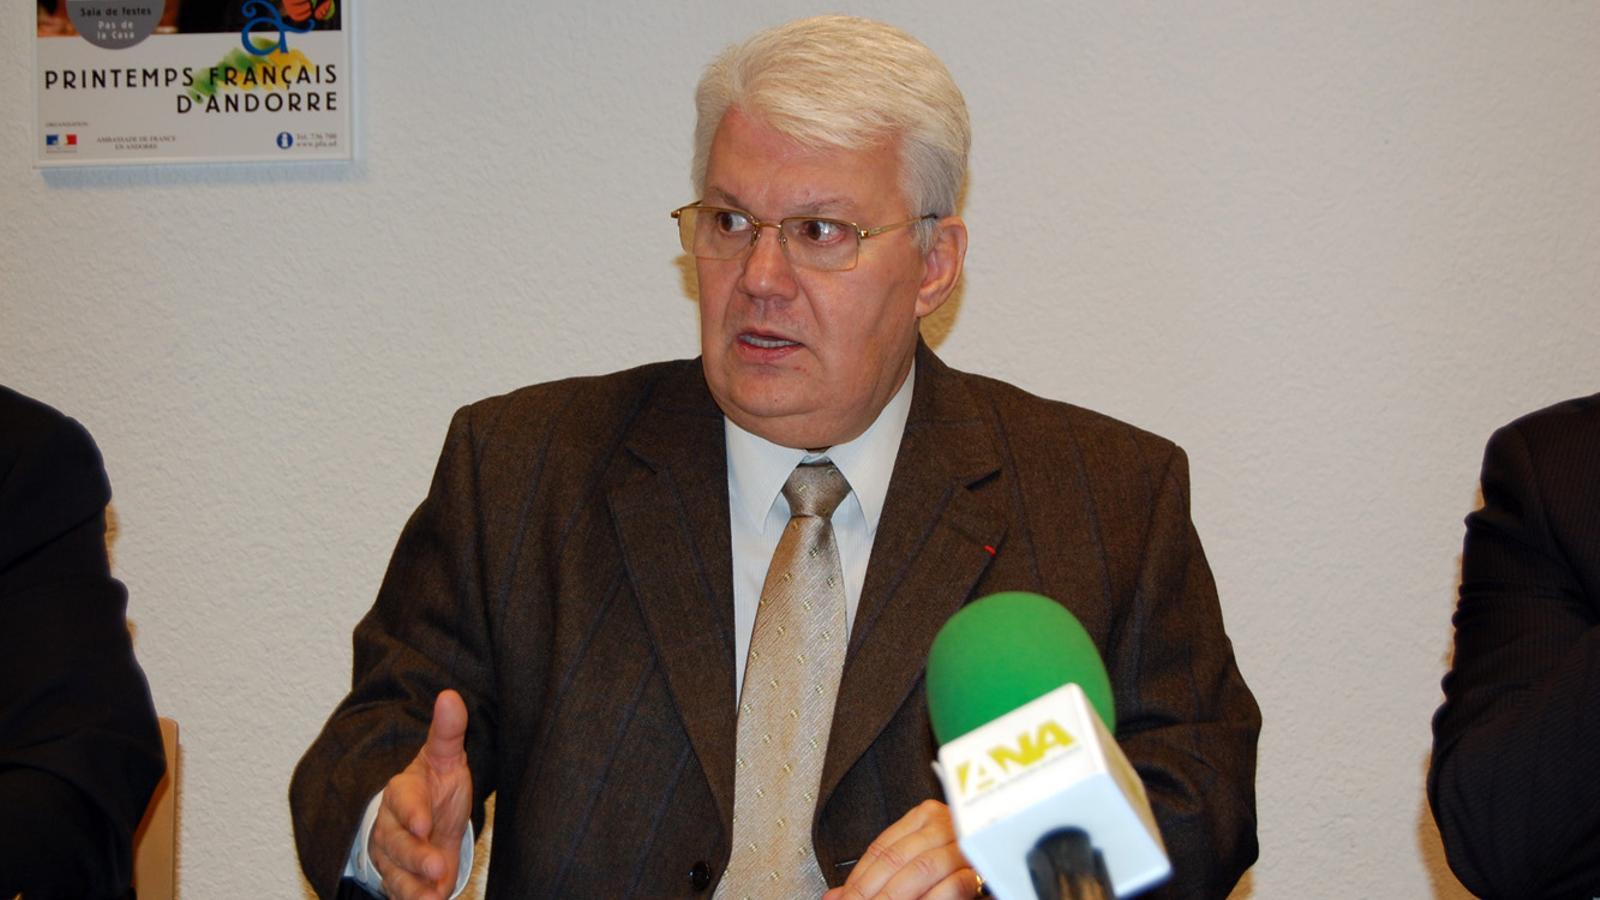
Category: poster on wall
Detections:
[{"x1": 35, "y1": 0, "x2": 353, "y2": 166}]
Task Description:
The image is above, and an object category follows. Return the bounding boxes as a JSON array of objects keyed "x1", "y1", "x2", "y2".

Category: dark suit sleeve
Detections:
[
  {"x1": 1106, "y1": 445, "x2": 1260, "y2": 900},
  {"x1": 0, "y1": 397, "x2": 165, "y2": 900},
  {"x1": 290, "y1": 404, "x2": 502, "y2": 899},
  {"x1": 1429, "y1": 417, "x2": 1600, "y2": 899}
]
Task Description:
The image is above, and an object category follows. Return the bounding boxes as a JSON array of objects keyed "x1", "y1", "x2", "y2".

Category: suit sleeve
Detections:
[
  {"x1": 0, "y1": 408, "x2": 165, "y2": 900},
  {"x1": 290, "y1": 404, "x2": 503, "y2": 899},
  {"x1": 1429, "y1": 422, "x2": 1600, "y2": 899},
  {"x1": 1106, "y1": 445, "x2": 1260, "y2": 900}
]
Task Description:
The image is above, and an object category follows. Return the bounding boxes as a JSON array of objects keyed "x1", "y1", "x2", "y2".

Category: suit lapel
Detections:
[
  {"x1": 820, "y1": 346, "x2": 1006, "y2": 804},
  {"x1": 605, "y1": 350, "x2": 1009, "y2": 826},
  {"x1": 608, "y1": 362, "x2": 740, "y2": 831}
]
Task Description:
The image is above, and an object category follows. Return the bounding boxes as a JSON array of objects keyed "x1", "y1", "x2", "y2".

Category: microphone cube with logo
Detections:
[{"x1": 933, "y1": 682, "x2": 1170, "y2": 899}]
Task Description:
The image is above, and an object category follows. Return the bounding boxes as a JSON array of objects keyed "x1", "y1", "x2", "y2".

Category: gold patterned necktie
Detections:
[{"x1": 717, "y1": 461, "x2": 852, "y2": 899}]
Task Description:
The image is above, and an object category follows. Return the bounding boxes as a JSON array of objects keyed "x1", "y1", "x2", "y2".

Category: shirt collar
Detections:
[{"x1": 725, "y1": 361, "x2": 916, "y2": 535}]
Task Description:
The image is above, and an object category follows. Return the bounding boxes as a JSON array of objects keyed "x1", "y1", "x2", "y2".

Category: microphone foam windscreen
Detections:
[{"x1": 926, "y1": 591, "x2": 1116, "y2": 744}]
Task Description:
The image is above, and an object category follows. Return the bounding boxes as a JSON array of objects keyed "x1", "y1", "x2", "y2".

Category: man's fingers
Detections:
[
  {"x1": 921, "y1": 868, "x2": 983, "y2": 900},
  {"x1": 865, "y1": 843, "x2": 971, "y2": 899},
  {"x1": 424, "y1": 689, "x2": 469, "y2": 771},
  {"x1": 833, "y1": 800, "x2": 965, "y2": 899},
  {"x1": 377, "y1": 847, "x2": 448, "y2": 900},
  {"x1": 381, "y1": 772, "x2": 433, "y2": 841},
  {"x1": 392, "y1": 828, "x2": 446, "y2": 882},
  {"x1": 829, "y1": 868, "x2": 982, "y2": 900},
  {"x1": 858, "y1": 799, "x2": 944, "y2": 864},
  {"x1": 374, "y1": 798, "x2": 446, "y2": 881},
  {"x1": 368, "y1": 691, "x2": 473, "y2": 896}
]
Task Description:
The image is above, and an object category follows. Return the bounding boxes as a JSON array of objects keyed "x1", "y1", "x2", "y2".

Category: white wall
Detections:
[{"x1": 4, "y1": 3, "x2": 1597, "y2": 897}]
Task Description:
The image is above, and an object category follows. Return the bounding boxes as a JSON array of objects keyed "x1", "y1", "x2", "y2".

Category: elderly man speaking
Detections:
[{"x1": 292, "y1": 16, "x2": 1259, "y2": 900}]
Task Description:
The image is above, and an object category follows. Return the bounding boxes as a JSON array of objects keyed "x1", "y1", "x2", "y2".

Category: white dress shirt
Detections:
[
  {"x1": 343, "y1": 365, "x2": 916, "y2": 896},
  {"x1": 724, "y1": 363, "x2": 914, "y2": 697}
]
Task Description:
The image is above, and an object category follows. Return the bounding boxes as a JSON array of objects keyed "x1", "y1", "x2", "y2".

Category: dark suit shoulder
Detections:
[
  {"x1": 421, "y1": 359, "x2": 712, "y2": 526},
  {"x1": 454, "y1": 359, "x2": 700, "y2": 451},
  {"x1": 937, "y1": 365, "x2": 1184, "y2": 482},
  {"x1": 0, "y1": 387, "x2": 113, "y2": 572},
  {"x1": 1501, "y1": 390, "x2": 1600, "y2": 431},
  {"x1": 1479, "y1": 393, "x2": 1600, "y2": 546},
  {"x1": 1493, "y1": 391, "x2": 1600, "y2": 470}
]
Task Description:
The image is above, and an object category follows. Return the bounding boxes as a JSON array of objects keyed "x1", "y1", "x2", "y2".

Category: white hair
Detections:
[{"x1": 692, "y1": 15, "x2": 971, "y2": 249}]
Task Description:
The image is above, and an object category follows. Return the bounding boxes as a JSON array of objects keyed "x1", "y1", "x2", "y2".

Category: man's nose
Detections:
[{"x1": 737, "y1": 224, "x2": 797, "y2": 298}]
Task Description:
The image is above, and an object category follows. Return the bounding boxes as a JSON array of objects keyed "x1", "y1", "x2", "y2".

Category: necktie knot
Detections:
[{"x1": 782, "y1": 462, "x2": 850, "y2": 520}]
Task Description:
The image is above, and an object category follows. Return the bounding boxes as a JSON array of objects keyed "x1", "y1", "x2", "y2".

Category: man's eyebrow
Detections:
[
  {"x1": 704, "y1": 187, "x2": 745, "y2": 209},
  {"x1": 702, "y1": 188, "x2": 855, "y2": 219},
  {"x1": 786, "y1": 197, "x2": 854, "y2": 217}
]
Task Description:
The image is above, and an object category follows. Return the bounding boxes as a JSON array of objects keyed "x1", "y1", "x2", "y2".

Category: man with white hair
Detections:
[{"x1": 292, "y1": 16, "x2": 1259, "y2": 899}]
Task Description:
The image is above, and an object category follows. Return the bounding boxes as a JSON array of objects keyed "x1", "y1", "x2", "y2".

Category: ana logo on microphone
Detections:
[{"x1": 954, "y1": 719, "x2": 1079, "y2": 797}]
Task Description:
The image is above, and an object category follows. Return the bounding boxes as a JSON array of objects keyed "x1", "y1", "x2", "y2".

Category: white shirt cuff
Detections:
[{"x1": 342, "y1": 789, "x2": 476, "y2": 898}]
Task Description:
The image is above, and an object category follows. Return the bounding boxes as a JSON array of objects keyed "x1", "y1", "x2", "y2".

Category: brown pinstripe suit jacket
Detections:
[{"x1": 290, "y1": 343, "x2": 1260, "y2": 898}]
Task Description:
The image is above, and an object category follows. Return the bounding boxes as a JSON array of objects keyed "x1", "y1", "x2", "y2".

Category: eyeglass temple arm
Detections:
[{"x1": 858, "y1": 213, "x2": 941, "y2": 239}]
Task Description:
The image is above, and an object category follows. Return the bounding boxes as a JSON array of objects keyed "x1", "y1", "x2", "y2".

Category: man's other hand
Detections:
[
  {"x1": 368, "y1": 690, "x2": 473, "y2": 900},
  {"x1": 824, "y1": 799, "x2": 982, "y2": 900}
]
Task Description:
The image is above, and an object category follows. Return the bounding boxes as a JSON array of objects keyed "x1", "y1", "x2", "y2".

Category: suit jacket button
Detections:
[{"x1": 689, "y1": 860, "x2": 712, "y2": 891}]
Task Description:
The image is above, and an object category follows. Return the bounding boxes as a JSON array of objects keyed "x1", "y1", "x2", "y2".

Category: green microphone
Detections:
[
  {"x1": 927, "y1": 593, "x2": 1170, "y2": 899},
  {"x1": 926, "y1": 591, "x2": 1116, "y2": 745}
]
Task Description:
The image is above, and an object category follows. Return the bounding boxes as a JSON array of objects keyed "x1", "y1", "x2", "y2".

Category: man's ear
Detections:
[{"x1": 914, "y1": 216, "x2": 968, "y2": 318}]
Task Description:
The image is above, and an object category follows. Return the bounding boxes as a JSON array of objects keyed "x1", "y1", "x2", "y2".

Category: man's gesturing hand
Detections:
[
  {"x1": 369, "y1": 690, "x2": 474, "y2": 900},
  {"x1": 824, "y1": 799, "x2": 983, "y2": 900}
]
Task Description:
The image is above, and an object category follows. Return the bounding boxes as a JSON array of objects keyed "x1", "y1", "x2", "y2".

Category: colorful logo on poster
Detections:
[
  {"x1": 276, "y1": 131, "x2": 294, "y2": 149},
  {"x1": 45, "y1": 133, "x2": 79, "y2": 147},
  {"x1": 240, "y1": 0, "x2": 336, "y2": 56}
]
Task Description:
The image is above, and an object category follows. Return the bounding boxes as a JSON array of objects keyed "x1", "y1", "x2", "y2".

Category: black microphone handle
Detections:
[{"x1": 1026, "y1": 828, "x2": 1115, "y2": 900}]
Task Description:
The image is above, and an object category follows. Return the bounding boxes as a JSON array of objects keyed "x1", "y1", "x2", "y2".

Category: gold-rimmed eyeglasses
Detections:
[{"x1": 671, "y1": 202, "x2": 936, "y2": 272}]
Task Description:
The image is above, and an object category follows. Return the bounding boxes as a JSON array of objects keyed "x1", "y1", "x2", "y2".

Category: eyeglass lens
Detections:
[{"x1": 676, "y1": 207, "x2": 861, "y2": 272}]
